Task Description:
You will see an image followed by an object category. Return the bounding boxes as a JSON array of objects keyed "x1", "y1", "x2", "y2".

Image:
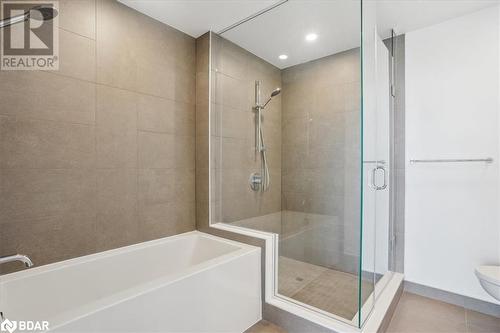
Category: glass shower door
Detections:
[
  {"x1": 359, "y1": 0, "x2": 392, "y2": 326},
  {"x1": 208, "y1": 0, "x2": 393, "y2": 328}
]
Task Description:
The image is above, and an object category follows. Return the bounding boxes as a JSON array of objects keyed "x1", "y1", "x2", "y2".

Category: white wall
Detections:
[{"x1": 405, "y1": 6, "x2": 500, "y2": 304}]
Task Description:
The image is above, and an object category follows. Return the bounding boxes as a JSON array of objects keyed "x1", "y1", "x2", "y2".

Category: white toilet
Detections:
[{"x1": 475, "y1": 266, "x2": 500, "y2": 301}]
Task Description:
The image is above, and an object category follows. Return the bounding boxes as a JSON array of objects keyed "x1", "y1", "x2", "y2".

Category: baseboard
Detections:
[{"x1": 404, "y1": 281, "x2": 500, "y2": 318}]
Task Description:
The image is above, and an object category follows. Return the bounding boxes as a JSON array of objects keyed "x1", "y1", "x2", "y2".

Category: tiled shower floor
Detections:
[
  {"x1": 277, "y1": 256, "x2": 374, "y2": 320},
  {"x1": 229, "y1": 213, "x2": 373, "y2": 320}
]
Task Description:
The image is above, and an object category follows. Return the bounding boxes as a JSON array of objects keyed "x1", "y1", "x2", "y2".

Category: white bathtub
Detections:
[{"x1": 0, "y1": 231, "x2": 261, "y2": 332}]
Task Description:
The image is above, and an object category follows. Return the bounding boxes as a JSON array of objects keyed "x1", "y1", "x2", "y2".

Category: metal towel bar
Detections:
[
  {"x1": 364, "y1": 160, "x2": 386, "y2": 164},
  {"x1": 409, "y1": 158, "x2": 494, "y2": 164}
]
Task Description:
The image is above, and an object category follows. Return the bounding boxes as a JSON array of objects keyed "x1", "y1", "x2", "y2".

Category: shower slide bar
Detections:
[{"x1": 409, "y1": 157, "x2": 494, "y2": 164}]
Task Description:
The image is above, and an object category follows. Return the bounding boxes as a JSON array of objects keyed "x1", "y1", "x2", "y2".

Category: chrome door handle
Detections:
[{"x1": 371, "y1": 165, "x2": 387, "y2": 190}]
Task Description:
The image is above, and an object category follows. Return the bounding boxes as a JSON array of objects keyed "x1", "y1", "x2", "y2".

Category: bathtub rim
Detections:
[
  {"x1": 0, "y1": 231, "x2": 261, "y2": 331},
  {"x1": 0, "y1": 231, "x2": 257, "y2": 283}
]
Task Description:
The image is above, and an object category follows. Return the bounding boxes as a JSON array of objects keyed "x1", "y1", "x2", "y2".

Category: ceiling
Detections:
[
  {"x1": 376, "y1": 0, "x2": 499, "y2": 38},
  {"x1": 118, "y1": 0, "x2": 278, "y2": 37},
  {"x1": 221, "y1": 0, "x2": 360, "y2": 69},
  {"x1": 120, "y1": 0, "x2": 499, "y2": 69}
]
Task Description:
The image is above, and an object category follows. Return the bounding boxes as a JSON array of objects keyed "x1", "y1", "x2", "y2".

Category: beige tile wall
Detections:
[
  {"x1": 0, "y1": 0, "x2": 196, "y2": 272},
  {"x1": 195, "y1": 34, "x2": 361, "y2": 272},
  {"x1": 195, "y1": 33, "x2": 210, "y2": 229},
  {"x1": 281, "y1": 48, "x2": 361, "y2": 271},
  {"x1": 208, "y1": 34, "x2": 282, "y2": 224}
]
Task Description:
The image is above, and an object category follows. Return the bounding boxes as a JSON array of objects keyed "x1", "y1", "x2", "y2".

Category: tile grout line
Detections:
[
  {"x1": 0, "y1": 113, "x2": 197, "y2": 137},
  {"x1": 59, "y1": 26, "x2": 95, "y2": 41},
  {"x1": 43, "y1": 68, "x2": 196, "y2": 107}
]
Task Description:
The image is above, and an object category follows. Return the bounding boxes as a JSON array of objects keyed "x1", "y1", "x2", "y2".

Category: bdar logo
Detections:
[
  {"x1": 0, "y1": 319, "x2": 49, "y2": 332},
  {"x1": 0, "y1": 319, "x2": 17, "y2": 333}
]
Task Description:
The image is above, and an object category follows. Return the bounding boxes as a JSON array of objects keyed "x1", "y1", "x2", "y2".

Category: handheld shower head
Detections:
[{"x1": 261, "y1": 88, "x2": 282, "y2": 109}]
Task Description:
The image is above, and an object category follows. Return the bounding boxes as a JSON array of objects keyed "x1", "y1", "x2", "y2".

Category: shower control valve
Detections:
[{"x1": 249, "y1": 172, "x2": 262, "y2": 191}]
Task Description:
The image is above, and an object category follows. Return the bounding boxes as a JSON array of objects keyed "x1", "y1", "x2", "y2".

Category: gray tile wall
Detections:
[
  {"x1": 393, "y1": 35, "x2": 406, "y2": 274},
  {"x1": 280, "y1": 49, "x2": 361, "y2": 271},
  {"x1": 385, "y1": 35, "x2": 405, "y2": 273},
  {"x1": 209, "y1": 33, "x2": 282, "y2": 223},
  {"x1": 0, "y1": 0, "x2": 196, "y2": 273},
  {"x1": 195, "y1": 33, "x2": 210, "y2": 229}
]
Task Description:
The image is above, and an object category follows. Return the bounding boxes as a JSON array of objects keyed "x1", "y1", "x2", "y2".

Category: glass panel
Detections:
[
  {"x1": 208, "y1": 0, "x2": 390, "y2": 327},
  {"x1": 360, "y1": 0, "x2": 393, "y2": 326},
  {"x1": 373, "y1": 32, "x2": 392, "y2": 292},
  {"x1": 360, "y1": 0, "x2": 378, "y2": 325}
]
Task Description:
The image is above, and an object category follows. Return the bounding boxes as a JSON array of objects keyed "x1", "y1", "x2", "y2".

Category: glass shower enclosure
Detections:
[{"x1": 208, "y1": 0, "x2": 393, "y2": 328}]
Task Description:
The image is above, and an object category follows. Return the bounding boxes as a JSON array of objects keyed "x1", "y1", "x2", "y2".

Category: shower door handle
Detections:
[{"x1": 371, "y1": 165, "x2": 387, "y2": 190}]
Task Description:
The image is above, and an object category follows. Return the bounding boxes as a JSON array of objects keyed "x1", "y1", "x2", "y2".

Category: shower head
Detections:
[
  {"x1": 0, "y1": 5, "x2": 58, "y2": 29},
  {"x1": 261, "y1": 88, "x2": 282, "y2": 109}
]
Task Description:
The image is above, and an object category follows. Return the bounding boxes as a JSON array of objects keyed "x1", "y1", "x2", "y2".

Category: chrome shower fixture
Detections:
[
  {"x1": 250, "y1": 81, "x2": 281, "y2": 192},
  {"x1": 0, "y1": 5, "x2": 58, "y2": 29},
  {"x1": 0, "y1": 254, "x2": 33, "y2": 268},
  {"x1": 260, "y1": 88, "x2": 281, "y2": 109}
]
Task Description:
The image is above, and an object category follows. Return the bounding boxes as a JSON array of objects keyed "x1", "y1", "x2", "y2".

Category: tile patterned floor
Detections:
[
  {"x1": 245, "y1": 320, "x2": 287, "y2": 333},
  {"x1": 386, "y1": 292, "x2": 500, "y2": 333},
  {"x1": 247, "y1": 292, "x2": 500, "y2": 333},
  {"x1": 277, "y1": 256, "x2": 374, "y2": 320},
  {"x1": 278, "y1": 257, "x2": 328, "y2": 296}
]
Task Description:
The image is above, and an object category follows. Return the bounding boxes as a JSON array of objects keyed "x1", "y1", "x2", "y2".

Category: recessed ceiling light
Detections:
[
  {"x1": 279, "y1": 54, "x2": 288, "y2": 60},
  {"x1": 306, "y1": 33, "x2": 318, "y2": 42}
]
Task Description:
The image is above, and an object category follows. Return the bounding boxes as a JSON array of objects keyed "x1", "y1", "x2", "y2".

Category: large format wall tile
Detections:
[
  {"x1": 0, "y1": 117, "x2": 95, "y2": 169},
  {"x1": 96, "y1": 85, "x2": 137, "y2": 169},
  {"x1": 0, "y1": 212, "x2": 97, "y2": 272},
  {"x1": 0, "y1": 169, "x2": 96, "y2": 223},
  {"x1": 140, "y1": 200, "x2": 195, "y2": 241},
  {"x1": 95, "y1": 0, "x2": 142, "y2": 92},
  {"x1": 57, "y1": 28, "x2": 96, "y2": 82},
  {"x1": 207, "y1": 34, "x2": 282, "y2": 224},
  {"x1": 96, "y1": 169, "x2": 139, "y2": 251},
  {"x1": 0, "y1": 71, "x2": 95, "y2": 124},
  {"x1": 281, "y1": 47, "x2": 361, "y2": 272},
  {"x1": 0, "y1": 0, "x2": 196, "y2": 273},
  {"x1": 138, "y1": 95, "x2": 195, "y2": 136},
  {"x1": 138, "y1": 131, "x2": 194, "y2": 169},
  {"x1": 58, "y1": 0, "x2": 96, "y2": 39},
  {"x1": 96, "y1": 0, "x2": 195, "y2": 102},
  {"x1": 195, "y1": 35, "x2": 211, "y2": 230},
  {"x1": 138, "y1": 168, "x2": 195, "y2": 206}
]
